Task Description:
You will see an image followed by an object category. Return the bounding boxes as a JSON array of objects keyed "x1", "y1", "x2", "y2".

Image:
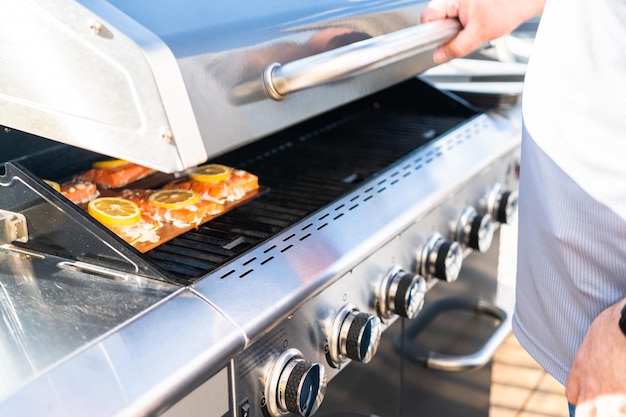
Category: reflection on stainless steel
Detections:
[
  {"x1": 263, "y1": 19, "x2": 460, "y2": 100},
  {"x1": 0, "y1": 0, "x2": 447, "y2": 173},
  {"x1": 0, "y1": 249, "x2": 179, "y2": 401}
]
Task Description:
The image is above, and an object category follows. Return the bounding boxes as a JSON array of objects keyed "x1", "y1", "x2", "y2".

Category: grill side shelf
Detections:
[{"x1": 0, "y1": 162, "x2": 171, "y2": 283}]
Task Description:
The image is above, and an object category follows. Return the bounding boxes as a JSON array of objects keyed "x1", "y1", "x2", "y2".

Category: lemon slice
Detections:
[
  {"x1": 92, "y1": 159, "x2": 129, "y2": 169},
  {"x1": 43, "y1": 180, "x2": 61, "y2": 192},
  {"x1": 88, "y1": 197, "x2": 141, "y2": 227},
  {"x1": 148, "y1": 189, "x2": 200, "y2": 209},
  {"x1": 189, "y1": 164, "x2": 231, "y2": 183}
]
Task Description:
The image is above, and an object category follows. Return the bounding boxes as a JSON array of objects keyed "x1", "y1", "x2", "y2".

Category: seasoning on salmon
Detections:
[
  {"x1": 109, "y1": 216, "x2": 162, "y2": 245},
  {"x1": 60, "y1": 181, "x2": 100, "y2": 204},
  {"x1": 120, "y1": 189, "x2": 223, "y2": 227}
]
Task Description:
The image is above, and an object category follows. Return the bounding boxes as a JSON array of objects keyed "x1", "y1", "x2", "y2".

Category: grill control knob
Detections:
[
  {"x1": 486, "y1": 184, "x2": 519, "y2": 224},
  {"x1": 419, "y1": 233, "x2": 463, "y2": 282},
  {"x1": 328, "y1": 305, "x2": 381, "y2": 367},
  {"x1": 378, "y1": 266, "x2": 427, "y2": 320},
  {"x1": 455, "y1": 206, "x2": 495, "y2": 253},
  {"x1": 265, "y1": 348, "x2": 327, "y2": 417}
]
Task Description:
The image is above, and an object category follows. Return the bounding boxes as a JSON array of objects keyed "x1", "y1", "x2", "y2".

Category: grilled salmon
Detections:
[
  {"x1": 60, "y1": 181, "x2": 100, "y2": 204},
  {"x1": 76, "y1": 161, "x2": 155, "y2": 189}
]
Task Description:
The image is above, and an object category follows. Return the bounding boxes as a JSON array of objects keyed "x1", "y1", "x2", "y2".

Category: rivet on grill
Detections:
[
  {"x1": 161, "y1": 129, "x2": 174, "y2": 142},
  {"x1": 90, "y1": 21, "x2": 103, "y2": 35}
]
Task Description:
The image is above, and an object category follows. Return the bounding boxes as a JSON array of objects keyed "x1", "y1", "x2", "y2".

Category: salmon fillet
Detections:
[
  {"x1": 60, "y1": 181, "x2": 100, "y2": 204},
  {"x1": 76, "y1": 163, "x2": 155, "y2": 188}
]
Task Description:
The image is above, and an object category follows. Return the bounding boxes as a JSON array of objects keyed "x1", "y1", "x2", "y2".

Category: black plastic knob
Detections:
[
  {"x1": 266, "y1": 349, "x2": 327, "y2": 417},
  {"x1": 487, "y1": 186, "x2": 519, "y2": 224},
  {"x1": 343, "y1": 312, "x2": 381, "y2": 363},
  {"x1": 420, "y1": 234, "x2": 463, "y2": 282},
  {"x1": 434, "y1": 240, "x2": 462, "y2": 282},
  {"x1": 494, "y1": 190, "x2": 519, "y2": 224},
  {"x1": 386, "y1": 271, "x2": 426, "y2": 319},
  {"x1": 456, "y1": 206, "x2": 494, "y2": 253},
  {"x1": 283, "y1": 361, "x2": 324, "y2": 417}
]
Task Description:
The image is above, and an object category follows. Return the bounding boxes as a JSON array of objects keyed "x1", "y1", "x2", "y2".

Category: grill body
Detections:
[{"x1": 0, "y1": 77, "x2": 520, "y2": 416}]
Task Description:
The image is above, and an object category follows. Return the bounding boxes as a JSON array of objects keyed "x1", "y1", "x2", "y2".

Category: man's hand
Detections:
[
  {"x1": 420, "y1": 0, "x2": 545, "y2": 63},
  {"x1": 566, "y1": 299, "x2": 626, "y2": 416}
]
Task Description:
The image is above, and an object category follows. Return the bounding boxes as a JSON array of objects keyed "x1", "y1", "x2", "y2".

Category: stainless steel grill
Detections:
[{"x1": 0, "y1": 1, "x2": 521, "y2": 416}]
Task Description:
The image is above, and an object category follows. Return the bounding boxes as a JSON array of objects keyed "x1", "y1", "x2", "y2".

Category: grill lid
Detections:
[{"x1": 0, "y1": 0, "x2": 458, "y2": 173}]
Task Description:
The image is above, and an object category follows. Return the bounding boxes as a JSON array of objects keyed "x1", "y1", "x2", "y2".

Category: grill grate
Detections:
[{"x1": 146, "y1": 85, "x2": 473, "y2": 282}]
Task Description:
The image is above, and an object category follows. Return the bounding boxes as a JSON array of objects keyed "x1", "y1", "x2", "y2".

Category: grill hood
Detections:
[{"x1": 0, "y1": 0, "x2": 458, "y2": 173}]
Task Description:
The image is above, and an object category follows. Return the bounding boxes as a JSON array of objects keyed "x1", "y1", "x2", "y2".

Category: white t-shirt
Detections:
[{"x1": 512, "y1": 0, "x2": 626, "y2": 384}]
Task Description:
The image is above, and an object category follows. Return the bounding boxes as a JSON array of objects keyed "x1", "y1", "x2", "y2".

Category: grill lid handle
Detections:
[{"x1": 262, "y1": 19, "x2": 460, "y2": 100}]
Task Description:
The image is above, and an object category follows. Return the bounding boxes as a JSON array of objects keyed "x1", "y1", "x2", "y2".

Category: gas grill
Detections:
[{"x1": 0, "y1": 1, "x2": 521, "y2": 416}]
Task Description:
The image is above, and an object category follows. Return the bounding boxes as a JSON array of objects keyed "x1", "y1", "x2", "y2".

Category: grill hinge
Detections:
[{"x1": 0, "y1": 209, "x2": 28, "y2": 244}]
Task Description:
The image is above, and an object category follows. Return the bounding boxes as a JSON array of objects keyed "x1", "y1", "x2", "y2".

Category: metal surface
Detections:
[
  {"x1": 0, "y1": 288, "x2": 245, "y2": 417},
  {"x1": 0, "y1": 162, "x2": 247, "y2": 417},
  {"x1": 0, "y1": 0, "x2": 204, "y2": 173},
  {"x1": 0, "y1": 163, "x2": 171, "y2": 281},
  {"x1": 0, "y1": 0, "x2": 453, "y2": 173},
  {"x1": 0, "y1": 249, "x2": 177, "y2": 403},
  {"x1": 263, "y1": 19, "x2": 460, "y2": 100}
]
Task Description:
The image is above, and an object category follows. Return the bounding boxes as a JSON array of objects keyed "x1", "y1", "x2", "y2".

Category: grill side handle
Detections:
[
  {"x1": 263, "y1": 19, "x2": 461, "y2": 100},
  {"x1": 395, "y1": 296, "x2": 512, "y2": 372}
]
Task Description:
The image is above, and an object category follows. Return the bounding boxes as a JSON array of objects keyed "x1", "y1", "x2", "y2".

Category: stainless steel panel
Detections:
[
  {"x1": 0, "y1": 0, "x2": 205, "y2": 173},
  {"x1": 160, "y1": 368, "x2": 230, "y2": 417},
  {"x1": 0, "y1": 249, "x2": 178, "y2": 401},
  {"x1": 0, "y1": 0, "x2": 455, "y2": 173},
  {"x1": 0, "y1": 290, "x2": 245, "y2": 417}
]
